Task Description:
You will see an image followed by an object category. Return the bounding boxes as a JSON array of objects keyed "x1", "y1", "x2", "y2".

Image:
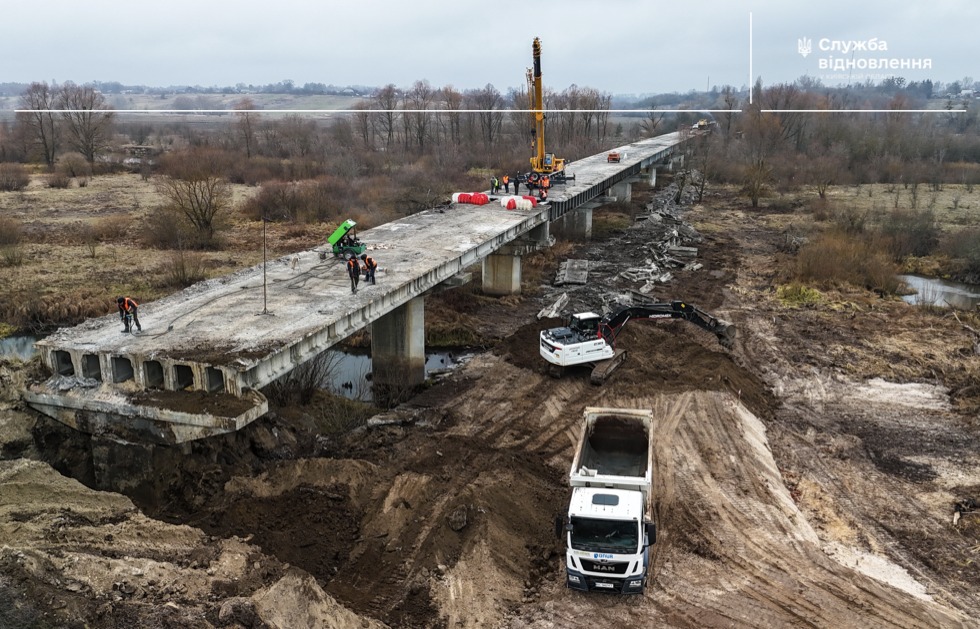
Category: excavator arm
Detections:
[{"x1": 597, "y1": 301, "x2": 736, "y2": 349}]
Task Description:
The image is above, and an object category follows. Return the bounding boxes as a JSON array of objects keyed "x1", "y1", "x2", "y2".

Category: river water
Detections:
[
  {"x1": 319, "y1": 348, "x2": 472, "y2": 402},
  {"x1": 899, "y1": 275, "x2": 980, "y2": 309}
]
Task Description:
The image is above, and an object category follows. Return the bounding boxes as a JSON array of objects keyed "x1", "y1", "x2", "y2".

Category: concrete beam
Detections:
[
  {"x1": 371, "y1": 297, "x2": 426, "y2": 387},
  {"x1": 22, "y1": 386, "x2": 268, "y2": 445}
]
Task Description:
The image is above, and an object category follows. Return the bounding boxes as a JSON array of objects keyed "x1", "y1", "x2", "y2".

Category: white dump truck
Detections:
[{"x1": 557, "y1": 407, "x2": 656, "y2": 594}]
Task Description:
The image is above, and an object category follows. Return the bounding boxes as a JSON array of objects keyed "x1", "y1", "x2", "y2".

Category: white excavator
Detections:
[{"x1": 539, "y1": 301, "x2": 736, "y2": 384}]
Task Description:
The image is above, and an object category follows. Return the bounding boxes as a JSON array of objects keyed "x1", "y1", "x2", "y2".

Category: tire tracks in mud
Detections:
[{"x1": 494, "y1": 386, "x2": 969, "y2": 628}]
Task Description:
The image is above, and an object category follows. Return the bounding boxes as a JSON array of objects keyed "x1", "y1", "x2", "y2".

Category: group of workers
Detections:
[
  {"x1": 346, "y1": 252, "x2": 378, "y2": 294},
  {"x1": 490, "y1": 172, "x2": 552, "y2": 201},
  {"x1": 112, "y1": 245, "x2": 381, "y2": 333}
]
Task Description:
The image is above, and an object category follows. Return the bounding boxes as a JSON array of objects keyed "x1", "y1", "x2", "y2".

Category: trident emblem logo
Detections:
[{"x1": 798, "y1": 37, "x2": 812, "y2": 58}]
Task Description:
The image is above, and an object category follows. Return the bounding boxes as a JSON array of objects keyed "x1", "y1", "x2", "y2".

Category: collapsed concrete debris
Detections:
[
  {"x1": 554, "y1": 259, "x2": 590, "y2": 286},
  {"x1": 538, "y1": 293, "x2": 569, "y2": 319},
  {"x1": 546, "y1": 176, "x2": 709, "y2": 311}
]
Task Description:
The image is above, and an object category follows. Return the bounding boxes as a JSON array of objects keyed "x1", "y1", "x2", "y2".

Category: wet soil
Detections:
[{"x1": 4, "y1": 179, "x2": 980, "y2": 628}]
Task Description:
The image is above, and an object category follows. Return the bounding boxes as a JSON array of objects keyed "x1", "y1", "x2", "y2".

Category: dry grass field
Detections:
[{"x1": 0, "y1": 173, "x2": 325, "y2": 331}]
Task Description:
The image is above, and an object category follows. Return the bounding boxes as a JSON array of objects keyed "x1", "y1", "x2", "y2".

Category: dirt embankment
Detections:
[{"x1": 2, "y1": 180, "x2": 980, "y2": 628}]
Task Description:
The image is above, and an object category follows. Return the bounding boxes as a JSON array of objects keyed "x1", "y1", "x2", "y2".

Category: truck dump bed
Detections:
[{"x1": 569, "y1": 407, "x2": 653, "y2": 496}]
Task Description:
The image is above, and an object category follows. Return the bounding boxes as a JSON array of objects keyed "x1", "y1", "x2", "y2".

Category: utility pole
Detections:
[{"x1": 260, "y1": 216, "x2": 272, "y2": 316}]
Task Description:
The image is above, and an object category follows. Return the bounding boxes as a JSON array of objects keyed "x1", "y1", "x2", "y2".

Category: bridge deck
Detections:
[{"x1": 27, "y1": 131, "x2": 687, "y2": 442}]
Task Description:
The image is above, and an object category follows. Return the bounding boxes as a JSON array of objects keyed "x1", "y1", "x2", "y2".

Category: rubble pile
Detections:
[{"x1": 550, "y1": 177, "x2": 708, "y2": 310}]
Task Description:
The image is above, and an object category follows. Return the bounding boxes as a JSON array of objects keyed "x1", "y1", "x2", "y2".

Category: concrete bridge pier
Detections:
[
  {"x1": 644, "y1": 166, "x2": 657, "y2": 187},
  {"x1": 371, "y1": 296, "x2": 426, "y2": 388},
  {"x1": 551, "y1": 205, "x2": 594, "y2": 242},
  {"x1": 481, "y1": 222, "x2": 553, "y2": 296},
  {"x1": 609, "y1": 180, "x2": 632, "y2": 203},
  {"x1": 482, "y1": 251, "x2": 522, "y2": 296}
]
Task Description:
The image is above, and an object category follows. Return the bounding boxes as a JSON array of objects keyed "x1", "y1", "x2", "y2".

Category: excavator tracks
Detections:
[{"x1": 589, "y1": 349, "x2": 628, "y2": 385}]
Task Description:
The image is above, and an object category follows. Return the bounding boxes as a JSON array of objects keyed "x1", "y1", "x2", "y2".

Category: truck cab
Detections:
[
  {"x1": 563, "y1": 488, "x2": 655, "y2": 593},
  {"x1": 560, "y1": 408, "x2": 657, "y2": 594}
]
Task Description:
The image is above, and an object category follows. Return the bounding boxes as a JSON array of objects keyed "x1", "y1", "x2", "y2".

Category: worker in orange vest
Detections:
[
  {"x1": 360, "y1": 253, "x2": 378, "y2": 285},
  {"x1": 116, "y1": 296, "x2": 142, "y2": 333},
  {"x1": 501, "y1": 174, "x2": 510, "y2": 194},
  {"x1": 541, "y1": 175, "x2": 551, "y2": 189},
  {"x1": 346, "y1": 256, "x2": 361, "y2": 294}
]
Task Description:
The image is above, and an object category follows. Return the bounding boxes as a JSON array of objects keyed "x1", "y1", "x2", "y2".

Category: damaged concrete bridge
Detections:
[{"x1": 25, "y1": 131, "x2": 690, "y2": 443}]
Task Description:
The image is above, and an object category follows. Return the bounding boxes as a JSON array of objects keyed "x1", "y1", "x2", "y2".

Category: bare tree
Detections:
[
  {"x1": 640, "y1": 108, "x2": 666, "y2": 138},
  {"x1": 470, "y1": 83, "x2": 503, "y2": 148},
  {"x1": 595, "y1": 92, "x2": 612, "y2": 144},
  {"x1": 406, "y1": 80, "x2": 434, "y2": 152},
  {"x1": 352, "y1": 100, "x2": 374, "y2": 150},
  {"x1": 279, "y1": 114, "x2": 318, "y2": 157},
  {"x1": 155, "y1": 148, "x2": 232, "y2": 245},
  {"x1": 17, "y1": 82, "x2": 60, "y2": 167},
  {"x1": 719, "y1": 86, "x2": 740, "y2": 141},
  {"x1": 760, "y1": 83, "x2": 812, "y2": 151},
  {"x1": 57, "y1": 82, "x2": 114, "y2": 164},
  {"x1": 441, "y1": 85, "x2": 463, "y2": 146},
  {"x1": 690, "y1": 133, "x2": 716, "y2": 203},
  {"x1": 739, "y1": 81, "x2": 783, "y2": 207},
  {"x1": 234, "y1": 98, "x2": 258, "y2": 159},
  {"x1": 374, "y1": 84, "x2": 399, "y2": 150}
]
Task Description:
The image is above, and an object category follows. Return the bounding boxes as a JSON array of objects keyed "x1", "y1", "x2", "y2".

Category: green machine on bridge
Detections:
[{"x1": 327, "y1": 219, "x2": 367, "y2": 260}]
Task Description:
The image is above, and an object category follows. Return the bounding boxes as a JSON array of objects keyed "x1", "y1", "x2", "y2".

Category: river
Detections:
[{"x1": 899, "y1": 275, "x2": 980, "y2": 309}]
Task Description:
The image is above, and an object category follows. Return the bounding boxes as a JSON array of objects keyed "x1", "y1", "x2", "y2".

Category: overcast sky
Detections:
[{"x1": 3, "y1": 1, "x2": 978, "y2": 95}]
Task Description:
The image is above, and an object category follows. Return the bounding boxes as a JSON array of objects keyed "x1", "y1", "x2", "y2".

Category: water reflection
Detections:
[
  {"x1": 320, "y1": 349, "x2": 470, "y2": 402},
  {"x1": 899, "y1": 275, "x2": 980, "y2": 309}
]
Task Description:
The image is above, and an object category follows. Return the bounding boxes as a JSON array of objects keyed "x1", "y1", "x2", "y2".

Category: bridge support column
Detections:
[
  {"x1": 482, "y1": 253, "x2": 522, "y2": 296},
  {"x1": 645, "y1": 167, "x2": 657, "y2": 187},
  {"x1": 371, "y1": 296, "x2": 426, "y2": 388},
  {"x1": 551, "y1": 207, "x2": 593, "y2": 241},
  {"x1": 609, "y1": 181, "x2": 632, "y2": 203},
  {"x1": 527, "y1": 221, "x2": 550, "y2": 245}
]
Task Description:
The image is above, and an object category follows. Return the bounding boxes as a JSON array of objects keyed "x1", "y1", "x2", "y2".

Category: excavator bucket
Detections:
[{"x1": 714, "y1": 320, "x2": 736, "y2": 349}]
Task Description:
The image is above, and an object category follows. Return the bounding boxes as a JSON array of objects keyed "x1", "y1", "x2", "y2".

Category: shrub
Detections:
[
  {"x1": 142, "y1": 206, "x2": 207, "y2": 249},
  {"x1": 796, "y1": 230, "x2": 899, "y2": 294},
  {"x1": 240, "y1": 176, "x2": 355, "y2": 224},
  {"x1": 45, "y1": 171, "x2": 71, "y2": 189},
  {"x1": 158, "y1": 250, "x2": 207, "y2": 288},
  {"x1": 832, "y1": 205, "x2": 868, "y2": 234},
  {"x1": 942, "y1": 227, "x2": 980, "y2": 274},
  {"x1": 93, "y1": 214, "x2": 132, "y2": 241},
  {"x1": 878, "y1": 208, "x2": 940, "y2": 260},
  {"x1": 0, "y1": 217, "x2": 24, "y2": 267},
  {"x1": 58, "y1": 153, "x2": 91, "y2": 178},
  {"x1": 0, "y1": 163, "x2": 30, "y2": 192}
]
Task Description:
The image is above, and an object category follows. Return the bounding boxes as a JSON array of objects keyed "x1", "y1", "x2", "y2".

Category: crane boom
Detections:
[
  {"x1": 528, "y1": 37, "x2": 546, "y2": 170},
  {"x1": 525, "y1": 37, "x2": 570, "y2": 181}
]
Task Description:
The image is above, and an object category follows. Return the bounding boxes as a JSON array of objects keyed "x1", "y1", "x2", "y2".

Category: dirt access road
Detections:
[{"x1": 3, "y1": 180, "x2": 980, "y2": 628}]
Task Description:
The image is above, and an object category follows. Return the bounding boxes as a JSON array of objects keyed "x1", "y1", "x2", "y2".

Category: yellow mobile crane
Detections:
[{"x1": 525, "y1": 37, "x2": 574, "y2": 187}]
